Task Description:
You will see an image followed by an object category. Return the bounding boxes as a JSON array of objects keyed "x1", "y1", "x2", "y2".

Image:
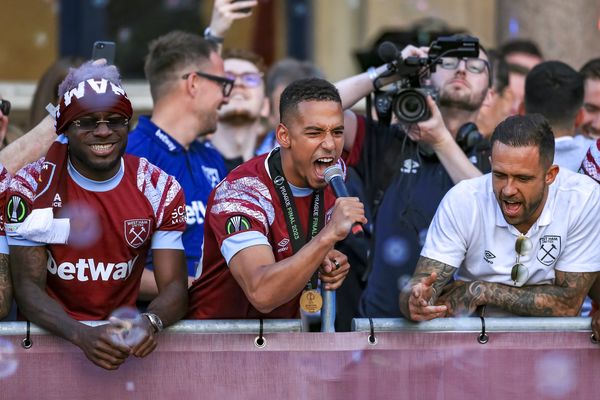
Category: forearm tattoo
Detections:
[
  {"x1": 484, "y1": 271, "x2": 597, "y2": 316},
  {"x1": 440, "y1": 281, "x2": 484, "y2": 315},
  {"x1": 410, "y1": 256, "x2": 457, "y2": 302}
]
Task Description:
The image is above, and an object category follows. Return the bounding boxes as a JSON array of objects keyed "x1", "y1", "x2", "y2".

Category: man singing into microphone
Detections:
[{"x1": 187, "y1": 78, "x2": 366, "y2": 319}]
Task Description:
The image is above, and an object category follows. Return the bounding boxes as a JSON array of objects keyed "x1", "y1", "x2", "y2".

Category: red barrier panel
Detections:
[{"x1": 1, "y1": 331, "x2": 599, "y2": 399}]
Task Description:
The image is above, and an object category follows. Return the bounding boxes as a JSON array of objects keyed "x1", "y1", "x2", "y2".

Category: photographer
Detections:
[{"x1": 335, "y1": 35, "x2": 493, "y2": 325}]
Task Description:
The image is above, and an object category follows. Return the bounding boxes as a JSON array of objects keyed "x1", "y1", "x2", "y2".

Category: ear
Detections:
[
  {"x1": 518, "y1": 101, "x2": 526, "y2": 116},
  {"x1": 276, "y1": 123, "x2": 291, "y2": 148},
  {"x1": 482, "y1": 88, "x2": 496, "y2": 108},
  {"x1": 260, "y1": 97, "x2": 269, "y2": 119},
  {"x1": 545, "y1": 164, "x2": 560, "y2": 185},
  {"x1": 574, "y1": 108, "x2": 584, "y2": 128},
  {"x1": 183, "y1": 73, "x2": 199, "y2": 98}
]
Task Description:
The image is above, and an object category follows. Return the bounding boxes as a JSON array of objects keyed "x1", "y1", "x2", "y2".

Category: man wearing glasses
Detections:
[
  {"x1": 209, "y1": 48, "x2": 269, "y2": 172},
  {"x1": 400, "y1": 114, "x2": 600, "y2": 321},
  {"x1": 126, "y1": 31, "x2": 230, "y2": 297},
  {"x1": 7, "y1": 61, "x2": 189, "y2": 369},
  {"x1": 331, "y1": 36, "x2": 492, "y2": 326}
]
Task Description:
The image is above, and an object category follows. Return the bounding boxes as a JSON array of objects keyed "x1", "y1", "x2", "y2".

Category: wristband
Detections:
[{"x1": 367, "y1": 66, "x2": 381, "y2": 89}]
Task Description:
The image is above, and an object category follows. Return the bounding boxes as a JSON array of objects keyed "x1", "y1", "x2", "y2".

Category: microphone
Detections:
[
  {"x1": 323, "y1": 165, "x2": 364, "y2": 237},
  {"x1": 378, "y1": 41, "x2": 402, "y2": 64}
]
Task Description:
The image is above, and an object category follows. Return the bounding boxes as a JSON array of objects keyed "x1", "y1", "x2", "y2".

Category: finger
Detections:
[
  {"x1": 91, "y1": 346, "x2": 129, "y2": 367},
  {"x1": 425, "y1": 95, "x2": 441, "y2": 118},
  {"x1": 320, "y1": 258, "x2": 334, "y2": 274},
  {"x1": 92, "y1": 358, "x2": 122, "y2": 371},
  {"x1": 131, "y1": 336, "x2": 157, "y2": 358},
  {"x1": 411, "y1": 305, "x2": 448, "y2": 319},
  {"x1": 412, "y1": 309, "x2": 447, "y2": 321},
  {"x1": 421, "y1": 272, "x2": 438, "y2": 287},
  {"x1": 92, "y1": 58, "x2": 107, "y2": 66},
  {"x1": 323, "y1": 270, "x2": 350, "y2": 290},
  {"x1": 320, "y1": 261, "x2": 350, "y2": 279},
  {"x1": 406, "y1": 125, "x2": 421, "y2": 141},
  {"x1": 99, "y1": 335, "x2": 132, "y2": 356}
]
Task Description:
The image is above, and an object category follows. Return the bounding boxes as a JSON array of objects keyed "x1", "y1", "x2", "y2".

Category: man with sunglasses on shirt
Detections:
[
  {"x1": 6, "y1": 61, "x2": 189, "y2": 369},
  {"x1": 330, "y1": 35, "x2": 492, "y2": 327},
  {"x1": 126, "y1": 31, "x2": 230, "y2": 298},
  {"x1": 209, "y1": 48, "x2": 269, "y2": 172},
  {"x1": 400, "y1": 114, "x2": 600, "y2": 321}
]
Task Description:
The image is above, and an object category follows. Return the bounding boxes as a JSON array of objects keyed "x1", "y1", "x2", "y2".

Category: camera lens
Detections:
[
  {"x1": 393, "y1": 89, "x2": 430, "y2": 123},
  {"x1": 98, "y1": 43, "x2": 104, "y2": 48}
]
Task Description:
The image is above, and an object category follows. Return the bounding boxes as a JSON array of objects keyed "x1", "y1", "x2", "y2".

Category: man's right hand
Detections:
[
  {"x1": 209, "y1": 0, "x2": 258, "y2": 38},
  {"x1": 324, "y1": 197, "x2": 367, "y2": 242},
  {"x1": 77, "y1": 324, "x2": 131, "y2": 370},
  {"x1": 404, "y1": 272, "x2": 448, "y2": 321}
]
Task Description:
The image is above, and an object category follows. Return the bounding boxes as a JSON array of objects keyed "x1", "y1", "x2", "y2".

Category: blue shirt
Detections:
[{"x1": 126, "y1": 116, "x2": 227, "y2": 276}]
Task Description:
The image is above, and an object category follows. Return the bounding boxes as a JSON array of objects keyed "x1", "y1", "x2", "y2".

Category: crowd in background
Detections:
[{"x1": 0, "y1": 0, "x2": 599, "y2": 370}]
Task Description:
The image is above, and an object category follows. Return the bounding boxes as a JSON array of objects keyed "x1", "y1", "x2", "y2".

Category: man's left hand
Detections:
[
  {"x1": 130, "y1": 317, "x2": 158, "y2": 358},
  {"x1": 436, "y1": 280, "x2": 485, "y2": 317},
  {"x1": 318, "y1": 249, "x2": 350, "y2": 290},
  {"x1": 407, "y1": 95, "x2": 453, "y2": 149}
]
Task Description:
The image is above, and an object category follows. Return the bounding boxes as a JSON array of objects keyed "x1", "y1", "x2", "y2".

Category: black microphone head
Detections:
[
  {"x1": 324, "y1": 165, "x2": 343, "y2": 184},
  {"x1": 378, "y1": 41, "x2": 400, "y2": 63}
]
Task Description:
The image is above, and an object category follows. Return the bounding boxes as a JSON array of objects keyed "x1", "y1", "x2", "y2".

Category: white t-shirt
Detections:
[{"x1": 421, "y1": 169, "x2": 600, "y2": 287}]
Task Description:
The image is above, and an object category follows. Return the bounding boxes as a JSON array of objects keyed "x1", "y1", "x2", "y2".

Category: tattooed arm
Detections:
[
  {"x1": 399, "y1": 256, "x2": 457, "y2": 321},
  {"x1": 0, "y1": 254, "x2": 12, "y2": 318},
  {"x1": 437, "y1": 270, "x2": 597, "y2": 317},
  {"x1": 10, "y1": 246, "x2": 131, "y2": 370}
]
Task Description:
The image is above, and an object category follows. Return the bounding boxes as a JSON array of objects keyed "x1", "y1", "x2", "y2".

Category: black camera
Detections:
[
  {"x1": 374, "y1": 35, "x2": 480, "y2": 124},
  {"x1": 0, "y1": 99, "x2": 10, "y2": 116}
]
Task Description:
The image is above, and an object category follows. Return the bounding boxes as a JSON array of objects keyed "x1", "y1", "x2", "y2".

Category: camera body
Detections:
[{"x1": 375, "y1": 35, "x2": 479, "y2": 124}]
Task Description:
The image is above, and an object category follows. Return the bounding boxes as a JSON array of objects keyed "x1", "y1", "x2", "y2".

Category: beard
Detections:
[
  {"x1": 218, "y1": 108, "x2": 257, "y2": 124},
  {"x1": 439, "y1": 87, "x2": 487, "y2": 112}
]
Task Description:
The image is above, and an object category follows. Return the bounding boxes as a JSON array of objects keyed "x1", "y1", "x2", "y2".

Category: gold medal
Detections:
[{"x1": 299, "y1": 289, "x2": 323, "y2": 313}]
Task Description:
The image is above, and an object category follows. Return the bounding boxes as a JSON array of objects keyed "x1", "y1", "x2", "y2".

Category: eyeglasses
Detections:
[
  {"x1": 511, "y1": 234, "x2": 533, "y2": 285},
  {"x1": 182, "y1": 71, "x2": 235, "y2": 97},
  {"x1": 71, "y1": 116, "x2": 129, "y2": 132},
  {"x1": 439, "y1": 57, "x2": 490, "y2": 74},
  {"x1": 224, "y1": 71, "x2": 264, "y2": 88},
  {"x1": 0, "y1": 99, "x2": 10, "y2": 116}
]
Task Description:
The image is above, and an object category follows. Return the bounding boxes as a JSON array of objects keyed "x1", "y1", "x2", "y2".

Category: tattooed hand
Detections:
[
  {"x1": 404, "y1": 272, "x2": 448, "y2": 321},
  {"x1": 437, "y1": 280, "x2": 485, "y2": 317}
]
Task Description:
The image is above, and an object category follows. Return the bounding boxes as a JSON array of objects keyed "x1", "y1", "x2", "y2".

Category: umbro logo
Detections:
[
  {"x1": 400, "y1": 159, "x2": 419, "y2": 174},
  {"x1": 277, "y1": 238, "x2": 290, "y2": 253},
  {"x1": 483, "y1": 250, "x2": 496, "y2": 264}
]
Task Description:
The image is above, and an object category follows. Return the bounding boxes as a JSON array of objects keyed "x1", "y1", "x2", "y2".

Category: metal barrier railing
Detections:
[
  {"x1": 0, "y1": 319, "x2": 303, "y2": 336},
  {"x1": 351, "y1": 317, "x2": 593, "y2": 332}
]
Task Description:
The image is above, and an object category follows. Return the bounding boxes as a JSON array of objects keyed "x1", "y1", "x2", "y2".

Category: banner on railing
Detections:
[{"x1": 0, "y1": 327, "x2": 598, "y2": 399}]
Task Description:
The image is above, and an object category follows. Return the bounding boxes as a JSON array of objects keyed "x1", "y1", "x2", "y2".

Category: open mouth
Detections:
[
  {"x1": 313, "y1": 157, "x2": 336, "y2": 180},
  {"x1": 89, "y1": 143, "x2": 115, "y2": 156},
  {"x1": 502, "y1": 199, "x2": 522, "y2": 218}
]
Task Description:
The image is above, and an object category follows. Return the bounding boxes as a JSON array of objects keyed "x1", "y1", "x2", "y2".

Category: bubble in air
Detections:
[
  {"x1": 382, "y1": 236, "x2": 411, "y2": 267},
  {"x1": 108, "y1": 307, "x2": 147, "y2": 348},
  {"x1": 397, "y1": 274, "x2": 412, "y2": 292},
  {"x1": 0, "y1": 338, "x2": 18, "y2": 379},
  {"x1": 58, "y1": 201, "x2": 102, "y2": 248},
  {"x1": 535, "y1": 352, "x2": 576, "y2": 398}
]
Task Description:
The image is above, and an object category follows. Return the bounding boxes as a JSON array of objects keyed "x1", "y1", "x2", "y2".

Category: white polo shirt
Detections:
[{"x1": 421, "y1": 169, "x2": 600, "y2": 287}]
